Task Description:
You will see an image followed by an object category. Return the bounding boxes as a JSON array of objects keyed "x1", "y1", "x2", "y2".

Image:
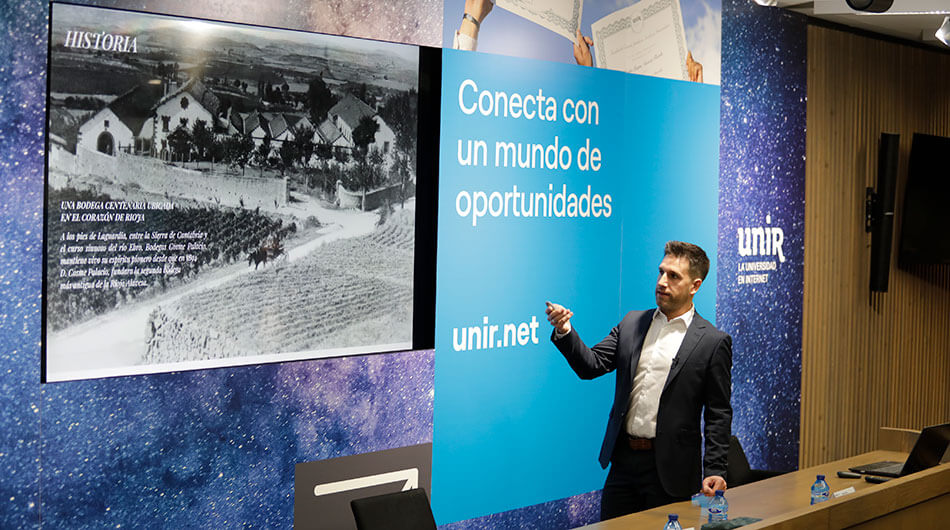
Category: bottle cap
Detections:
[
  {"x1": 715, "y1": 489, "x2": 725, "y2": 496},
  {"x1": 817, "y1": 474, "x2": 825, "y2": 480},
  {"x1": 668, "y1": 513, "x2": 678, "y2": 520}
]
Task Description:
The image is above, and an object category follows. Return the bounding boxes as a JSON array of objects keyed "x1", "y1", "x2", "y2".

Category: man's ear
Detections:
[{"x1": 690, "y1": 277, "x2": 703, "y2": 296}]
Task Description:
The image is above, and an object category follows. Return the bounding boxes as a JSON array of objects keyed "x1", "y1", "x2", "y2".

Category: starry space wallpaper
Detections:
[
  {"x1": 1, "y1": 0, "x2": 805, "y2": 528},
  {"x1": 1, "y1": 1, "x2": 439, "y2": 528},
  {"x1": 717, "y1": 0, "x2": 807, "y2": 472}
]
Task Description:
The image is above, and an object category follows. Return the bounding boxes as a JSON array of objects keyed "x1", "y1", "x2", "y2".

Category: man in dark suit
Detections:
[{"x1": 546, "y1": 241, "x2": 731, "y2": 520}]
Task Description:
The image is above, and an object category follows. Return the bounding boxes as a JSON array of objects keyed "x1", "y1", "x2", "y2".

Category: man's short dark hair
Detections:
[{"x1": 664, "y1": 241, "x2": 710, "y2": 280}]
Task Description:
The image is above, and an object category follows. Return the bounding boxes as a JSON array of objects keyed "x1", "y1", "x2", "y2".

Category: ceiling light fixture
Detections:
[
  {"x1": 937, "y1": 16, "x2": 950, "y2": 46},
  {"x1": 752, "y1": 0, "x2": 778, "y2": 6}
]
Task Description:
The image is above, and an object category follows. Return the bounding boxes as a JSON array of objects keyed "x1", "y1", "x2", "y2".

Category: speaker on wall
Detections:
[{"x1": 867, "y1": 132, "x2": 899, "y2": 293}]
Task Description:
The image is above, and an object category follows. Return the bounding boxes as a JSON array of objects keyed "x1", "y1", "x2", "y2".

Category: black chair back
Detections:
[{"x1": 727, "y1": 435, "x2": 755, "y2": 487}]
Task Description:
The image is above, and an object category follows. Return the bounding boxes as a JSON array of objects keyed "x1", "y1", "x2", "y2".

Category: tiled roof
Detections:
[
  {"x1": 315, "y1": 119, "x2": 343, "y2": 144},
  {"x1": 328, "y1": 93, "x2": 375, "y2": 130},
  {"x1": 107, "y1": 83, "x2": 165, "y2": 135}
]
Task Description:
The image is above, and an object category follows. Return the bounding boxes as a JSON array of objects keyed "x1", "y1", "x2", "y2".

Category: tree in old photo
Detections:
[
  {"x1": 278, "y1": 139, "x2": 298, "y2": 176},
  {"x1": 352, "y1": 115, "x2": 379, "y2": 159},
  {"x1": 254, "y1": 136, "x2": 273, "y2": 176},
  {"x1": 224, "y1": 133, "x2": 254, "y2": 175},
  {"x1": 307, "y1": 76, "x2": 335, "y2": 125},
  {"x1": 292, "y1": 124, "x2": 315, "y2": 168},
  {"x1": 168, "y1": 125, "x2": 192, "y2": 164},
  {"x1": 191, "y1": 119, "x2": 214, "y2": 168}
]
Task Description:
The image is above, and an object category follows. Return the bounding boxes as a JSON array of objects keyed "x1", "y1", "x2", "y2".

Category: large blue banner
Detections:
[
  {"x1": 433, "y1": 48, "x2": 719, "y2": 524},
  {"x1": 617, "y1": 78, "x2": 720, "y2": 314}
]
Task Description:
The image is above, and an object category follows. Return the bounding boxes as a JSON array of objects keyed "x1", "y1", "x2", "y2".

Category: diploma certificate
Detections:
[
  {"x1": 496, "y1": 0, "x2": 584, "y2": 42},
  {"x1": 590, "y1": 0, "x2": 689, "y2": 81}
]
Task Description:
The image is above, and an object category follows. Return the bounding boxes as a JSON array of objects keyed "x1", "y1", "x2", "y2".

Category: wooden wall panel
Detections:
[{"x1": 802, "y1": 26, "x2": 950, "y2": 467}]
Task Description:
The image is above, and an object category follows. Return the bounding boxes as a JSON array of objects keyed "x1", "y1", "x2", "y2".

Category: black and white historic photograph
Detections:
[{"x1": 44, "y1": 3, "x2": 419, "y2": 381}]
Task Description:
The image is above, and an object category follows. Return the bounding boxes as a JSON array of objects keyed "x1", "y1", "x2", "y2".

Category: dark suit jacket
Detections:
[{"x1": 552, "y1": 309, "x2": 732, "y2": 498}]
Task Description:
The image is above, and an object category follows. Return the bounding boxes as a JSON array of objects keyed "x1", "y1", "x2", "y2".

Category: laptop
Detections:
[{"x1": 849, "y1": 422, "x2": 950, "y2": 479}]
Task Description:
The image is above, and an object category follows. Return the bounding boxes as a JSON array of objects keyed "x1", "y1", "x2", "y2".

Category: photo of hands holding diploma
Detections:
[{"x1": 449, "y1": 0, "x2": 707, "y2": 83}]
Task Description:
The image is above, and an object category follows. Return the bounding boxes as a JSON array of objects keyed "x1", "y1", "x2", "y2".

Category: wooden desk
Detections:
[{"x1": 586, "y1": 451, "x2": 950, "y2": 529}]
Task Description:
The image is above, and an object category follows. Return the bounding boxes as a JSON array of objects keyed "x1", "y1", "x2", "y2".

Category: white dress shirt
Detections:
[{"x1": 625, "y1": 306, "x2": 694, "y2": 438}]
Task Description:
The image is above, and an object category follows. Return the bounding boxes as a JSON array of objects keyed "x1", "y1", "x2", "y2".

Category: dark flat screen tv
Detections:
[{"x1": 898, "y1": 133, "x2": 950, "y2": 266}]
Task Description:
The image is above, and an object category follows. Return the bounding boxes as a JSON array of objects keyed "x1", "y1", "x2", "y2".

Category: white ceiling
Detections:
[{"x1": 772, "y1": 0, "x2": 950, "y2": 50}]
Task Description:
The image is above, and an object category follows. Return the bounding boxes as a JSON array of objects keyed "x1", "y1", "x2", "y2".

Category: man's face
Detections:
[{"x1": 655, "y1": 254, "x2": 702, "y2": 318}]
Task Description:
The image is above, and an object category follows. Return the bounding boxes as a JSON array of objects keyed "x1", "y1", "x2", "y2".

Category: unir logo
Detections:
[{"x1": 737, "y1": 214, "x2": 785, "y2": 263}]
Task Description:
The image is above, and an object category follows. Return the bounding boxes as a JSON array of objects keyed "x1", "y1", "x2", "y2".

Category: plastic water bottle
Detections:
[
  {"x1": 810, "y1": 474, "x2": 830, "y2": 505},
  {"x1": 707, "y1": 490, "x2": 728, "y2": 522},
  {"x1": 663, "y1": 513, "x2": 682, "y2": 530}
]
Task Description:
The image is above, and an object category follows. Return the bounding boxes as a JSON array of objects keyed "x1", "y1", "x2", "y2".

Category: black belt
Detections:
[{"x1": 627, "y1": 436, "x2": 654, "y2": 450}]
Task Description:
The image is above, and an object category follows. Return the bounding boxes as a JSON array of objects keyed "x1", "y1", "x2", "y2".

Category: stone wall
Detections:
[{"x1": 336, "y1": 180, "x2": 406, "y2": 211}]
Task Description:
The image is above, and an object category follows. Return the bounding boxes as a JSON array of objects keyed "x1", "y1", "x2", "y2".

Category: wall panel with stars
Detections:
[
  {"x1": 717, "y1": 0, "x2": 807, "y2": 472},
  {"x1": 1, "y1": 0, "x2": 439, "y2": 528}
]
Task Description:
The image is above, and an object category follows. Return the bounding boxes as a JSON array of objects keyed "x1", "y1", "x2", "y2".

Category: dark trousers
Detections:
[{"x1": 600, "y1": 436, "x2": 689, "y2": 521}]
